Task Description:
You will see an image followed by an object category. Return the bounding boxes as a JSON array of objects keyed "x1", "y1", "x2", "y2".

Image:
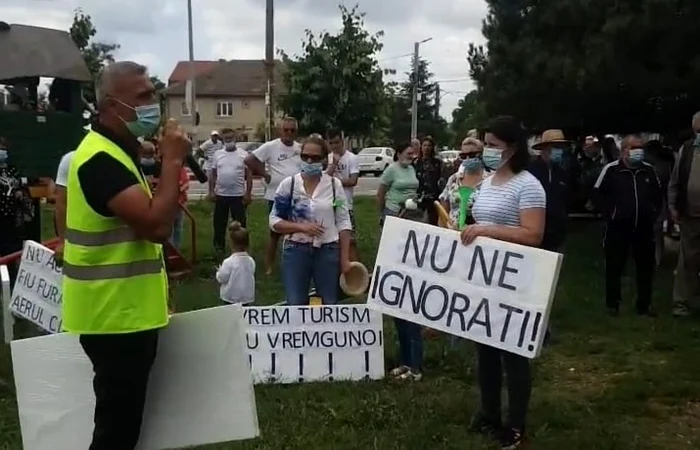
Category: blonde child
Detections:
[{"x1": 215, "y1": 221, "x2": 255, "y2": 305}]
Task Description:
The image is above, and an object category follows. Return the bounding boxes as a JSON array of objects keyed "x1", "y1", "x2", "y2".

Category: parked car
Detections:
[
  {"x1": 357, "y1": 147, "x2": 394, "y2": 176},
  {"x1": 438, "y1": 150, "x2": 460, "y2": 167},
  {"x1": 238, "y1": 142, "x2": 263, "y2": 153}
]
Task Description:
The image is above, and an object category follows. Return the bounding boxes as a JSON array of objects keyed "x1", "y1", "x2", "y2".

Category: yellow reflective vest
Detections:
[{"x1": 62, "y1": 131, "x2": 169, "y2": 334}]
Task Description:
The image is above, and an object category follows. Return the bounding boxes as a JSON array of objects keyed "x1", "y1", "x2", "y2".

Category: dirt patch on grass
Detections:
[
  {"x1": 538, "y1": 354, "x2": 629, "y2": 398},
  {"x1": 645, "y1": 401, "x2": 700, "y2": 449}
]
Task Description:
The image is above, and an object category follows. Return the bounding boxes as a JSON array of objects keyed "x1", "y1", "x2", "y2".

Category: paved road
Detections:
[{"x1": 187, "y1": 175, "x2": 381, "y2": 201}]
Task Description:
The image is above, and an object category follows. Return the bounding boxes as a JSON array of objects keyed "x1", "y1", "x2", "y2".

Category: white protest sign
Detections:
[
  {"x1": 244, "y1": 305, "x2": 385, "y2": 383},
  {"x1": 367, "y1": 217, "x2": 563, "y2": 358},
  {"x1": 1, "y1": 265, "x2": 13, "y2": 344},
  {"x1": 8, "y1": 241, "x2": 63, "y2": 334},
  {"x1": 11, "y1": 305, "x2": 259, "y2": 450}
]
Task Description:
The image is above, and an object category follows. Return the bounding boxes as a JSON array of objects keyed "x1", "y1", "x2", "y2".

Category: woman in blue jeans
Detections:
[
  {"x1": 269, "y1": 136, "x2": 352, "y2": 305},
  {"x1": 376, "y1": 141, "x2": 424, "y2": 381}
]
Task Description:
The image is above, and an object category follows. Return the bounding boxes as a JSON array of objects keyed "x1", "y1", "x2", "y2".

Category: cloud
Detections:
[{"x1": 0, "y1": 0, "x2": 488, "y2": 123}]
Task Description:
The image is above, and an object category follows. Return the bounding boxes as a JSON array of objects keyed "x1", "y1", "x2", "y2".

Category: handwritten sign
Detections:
[
  {"x1": 367, "y1": 217, "x2": 563, "y2": 358},
  {"x1": 9, "y1": 241, "x2": 63, "y2": 333},
  {"x1": 244, "y1": 305, "x2": 385, "y2": 383}
]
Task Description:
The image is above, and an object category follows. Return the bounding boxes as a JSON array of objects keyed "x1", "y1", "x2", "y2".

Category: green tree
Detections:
[
  {"x1": 450, "y1": 90, "x2": 487, "y2": 145},
  {"x1": 278, "y1": 5, "x2": 388, "y2": 138},
  {"x1": 387, "y1": 57, "x2": 448, "y2": 146},
  {"x1": 69, "y1": 8, "x2": 119, "y2": 102},
  {"x1": 468, "y1": 0, "x2": 700, "y2": 134}
]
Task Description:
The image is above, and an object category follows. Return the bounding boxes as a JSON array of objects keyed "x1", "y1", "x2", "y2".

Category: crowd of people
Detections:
[{"x1": 1, "y1": 60, "x2": 700, "y2": 450}]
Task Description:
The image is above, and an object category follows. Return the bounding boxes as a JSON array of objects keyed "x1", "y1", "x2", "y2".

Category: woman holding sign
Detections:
[
  {"x1": 460, "y1": 116, "x2": 546, "y2": 450},
  {"x1": 439, "y1": 137, "x2": 488, "y2": 230}
]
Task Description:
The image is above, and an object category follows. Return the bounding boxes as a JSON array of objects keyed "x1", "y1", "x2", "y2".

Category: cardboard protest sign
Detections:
[
  {"x1": 367, "y1": 217, "x2": 563, "y2": 358},
  {"x1": 244, "y1": 305, "x2": 384, "y2": 383},
  {"x1": 11, "y1": 305, "x2": 259, "y2": 450},
  {"x1": 8, "y1": 241, "x2": 62, "y2": 333}
]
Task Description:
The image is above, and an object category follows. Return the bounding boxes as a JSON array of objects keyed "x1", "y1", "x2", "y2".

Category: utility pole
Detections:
[
  {"x1": 434, "y1": 83, "x2": 440, "y2": 119},
  {"x1": 265, "y1": 0, "x2": 275, "y2": 142},
  {"x1": 186, "y1": 0, "x2": 197, "y2": 138},
  {"x1": 410, "y1": 37, "x2": 432, "y2": 140}
]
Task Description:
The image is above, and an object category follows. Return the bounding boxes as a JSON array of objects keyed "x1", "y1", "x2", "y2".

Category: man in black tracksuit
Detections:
[{"x1": 593, "y1": 134, "x2": 662, "y2": 316}]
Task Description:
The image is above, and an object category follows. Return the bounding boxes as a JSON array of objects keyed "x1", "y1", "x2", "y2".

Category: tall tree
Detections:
[
  {"x1": 69, "y1": 8, "x2": 119, "y2": 102},
  {"x1": 387, "y1": 57, "x2": 448, "y2": 145},
  {"x1": 468, "y1": 0, "x2": 700, "y2": 134},
  {"x1": 450, "y1": 90, "x2": 487, "y2": 145},
  {"x1": 278, "y1": 5, "x2": 388, "y2": 138}
]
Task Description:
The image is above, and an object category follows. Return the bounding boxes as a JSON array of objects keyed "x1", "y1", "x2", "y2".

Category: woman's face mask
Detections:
[
  {"x1": 460, "y1": 156, "x2": 483, "y2": 172},
  {"x1": 482, "y1": 147, "x2": 506, "y2": 170}
]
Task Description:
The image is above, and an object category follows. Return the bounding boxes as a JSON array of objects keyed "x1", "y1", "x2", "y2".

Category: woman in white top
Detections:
[
  {"x1": 269, "y1": 136, "x2": 353, "y2": 305},
  {"x1": 460, "y1": 116, "x2": 546, "y2": 450}
]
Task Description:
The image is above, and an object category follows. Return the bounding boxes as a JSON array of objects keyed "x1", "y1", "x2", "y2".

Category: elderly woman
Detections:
[
  {"x1": 439, "y1": 137, "x2": 487, "y2": 230},
  {"x1": 460, "y1": 116, "x2": 546, "y2": 450}
]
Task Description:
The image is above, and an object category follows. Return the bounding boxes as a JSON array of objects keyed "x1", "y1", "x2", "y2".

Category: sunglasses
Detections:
[
  {"x1": 282, "y1": 128, "x2": 297, "y2": 133},
  {"x1": 459, "y1": 152, "x2": 482, "y2": 160},
  {"x1": 300, "y1": 153, "x2": 325, "y2": 163}
]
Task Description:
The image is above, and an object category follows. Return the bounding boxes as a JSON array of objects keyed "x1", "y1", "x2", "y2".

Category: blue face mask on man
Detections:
[
  {"x1": 550, "y1": 148, "x2": 564, "y2": 165},
  {"x1": 114, "y1": 98, "x2": 161, "y2": 138},
  {"x1": 627, "y1": 148, "x2": 644, "y2": 166},
  {"x1": 300, "y1": 161, "x2": 323, "y2": 176}
]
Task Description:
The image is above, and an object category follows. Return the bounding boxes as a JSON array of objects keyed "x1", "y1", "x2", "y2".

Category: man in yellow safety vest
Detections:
[{"x1": 62, "y1": 61, "x2": 190, "y2": 450}]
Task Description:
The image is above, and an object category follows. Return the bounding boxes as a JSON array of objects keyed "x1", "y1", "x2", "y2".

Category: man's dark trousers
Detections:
[
  {"x1": 604, "y1": 220, "x2": 655, "y2": 312},
  {"x1": 213, "y1": 195, "x2": 247, "y2": 251},
  {"x1": 80, "y1": 329, "x2": 159, "y2": 450}
]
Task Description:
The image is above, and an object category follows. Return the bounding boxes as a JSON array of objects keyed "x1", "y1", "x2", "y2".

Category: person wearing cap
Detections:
[
  {"x1": 575, "y1": 135, "x2": 605, "y2": 212},
  {"x1": 528, "y1": 130, "x2": 570, "y2": 252},
  {"x1": 593, "y1": 134, "x2": 662, "y2": 317},
  {"x1": 198, "y1": 130, "x2": 224, "y2": 190}
]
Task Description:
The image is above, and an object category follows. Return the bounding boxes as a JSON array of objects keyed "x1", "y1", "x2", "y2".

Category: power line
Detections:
[
  {"x1": 378, "y1": 52, "x2": 413, "y2": 63},
  {"x1": 433, "y1": 77, "x2": 471, "y2": 84}
]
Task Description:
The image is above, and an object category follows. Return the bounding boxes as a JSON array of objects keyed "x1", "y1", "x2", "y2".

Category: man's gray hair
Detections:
[
  {"x1": 692, "y1": 111, "x2": 700, "y2": 129},
  {"x1": 96, "y1": 61, "x2": 148, "y2": 106},
  {"x1": 621, "y1": 133, "x2": 645, "y2": 150}
]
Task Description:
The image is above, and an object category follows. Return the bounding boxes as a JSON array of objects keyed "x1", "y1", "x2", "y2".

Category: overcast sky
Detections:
[{"x1": 2, "y1": 0, "x2": 487, "y2": 120}]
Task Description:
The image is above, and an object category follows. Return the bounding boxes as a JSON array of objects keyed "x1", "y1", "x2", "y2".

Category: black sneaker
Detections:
[
  {"x1": 500, "y1": 427, "x2": 526, "y2": 449},
  {"x1": 468, "y1": 413, "x2": 501, "y2": 439}
]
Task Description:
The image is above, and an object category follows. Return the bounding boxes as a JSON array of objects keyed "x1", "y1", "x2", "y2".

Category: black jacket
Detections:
[
  {"x1": 527, "y1": 158, "x2": 568, "y2": 251},
  {"x1": 593, "y1": 160, "x2": 662, "y2": 227}
]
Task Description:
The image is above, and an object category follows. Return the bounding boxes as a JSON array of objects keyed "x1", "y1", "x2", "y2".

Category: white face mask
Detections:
[
  {"x1": 483, "y1": 147, "x2": 506, "y2": 170},
  {"x1": 532, "y1": 149, "x2": 542, "y2": 156}
]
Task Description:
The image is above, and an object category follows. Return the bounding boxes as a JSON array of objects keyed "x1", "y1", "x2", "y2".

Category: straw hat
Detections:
[
  {"x1": 532, "y1": 129, "x2": 571, "y2": 150},
  {"x1": 339, "y1": 262, "x2": 370, "y2": 297}
]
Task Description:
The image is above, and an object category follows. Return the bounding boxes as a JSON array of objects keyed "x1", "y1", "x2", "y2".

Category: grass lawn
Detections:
[{"x1": 0, "y1": 197, "x2": 698, "y2": 450}]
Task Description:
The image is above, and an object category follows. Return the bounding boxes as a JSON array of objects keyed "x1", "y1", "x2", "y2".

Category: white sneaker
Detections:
[
  {"x1": 389, "y1": 365, "x2": 410, "y2": 377},
  {"x1": 397, "y1": 370, "x2": 423, "y2": 381}
]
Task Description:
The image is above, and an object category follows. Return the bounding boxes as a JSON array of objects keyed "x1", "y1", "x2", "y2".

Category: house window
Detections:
[
  {"x1": 181, "y1": 101, "x2": 190, "y2": 116},
  {"x1": 216, "y1": 101, "x2": 233, "y2": 117}
]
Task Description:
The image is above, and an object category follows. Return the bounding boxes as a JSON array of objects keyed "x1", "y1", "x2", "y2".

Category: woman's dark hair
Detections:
[
  {"x1": 484, "y1": 116, "x2": 529, "y2": 173},
  {"x1": 421, "y1": 136, "x2": 436, "y2": 157},
  {"x1": 301, "y1": 135, "x2": 330, "y2": 156},
  {"x1": 393, "y1": 141, "x2": 412, "y2": 161}
]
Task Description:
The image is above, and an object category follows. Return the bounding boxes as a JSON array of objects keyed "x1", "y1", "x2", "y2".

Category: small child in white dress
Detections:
[{"x1": 215, "y1": 221, "x2": 255, "y2": 305}]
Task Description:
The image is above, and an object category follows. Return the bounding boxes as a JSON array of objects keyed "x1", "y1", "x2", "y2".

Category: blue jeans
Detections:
[
  {"x1": 170, "y1": 209, "x2": 184, "y2": 248},
  {"x1": 394, "y1": 318, "x2": 424, "y2": 372},
  {"x1": 281, "y1": 240, "x2": 340, "y2": 305}
]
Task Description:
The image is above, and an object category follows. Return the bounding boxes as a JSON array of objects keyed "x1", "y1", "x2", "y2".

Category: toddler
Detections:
[{"x1": 215, "y1": 221, "x2": 255, "y2": 305}]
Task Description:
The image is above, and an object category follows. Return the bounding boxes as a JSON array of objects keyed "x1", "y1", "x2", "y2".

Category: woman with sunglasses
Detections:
[
  {"x1": 269, "y1": 136, "x2": 352, "y2": 305},
  {"x1": 439, "y1": 137, "x2": 488, "y2": 230}
]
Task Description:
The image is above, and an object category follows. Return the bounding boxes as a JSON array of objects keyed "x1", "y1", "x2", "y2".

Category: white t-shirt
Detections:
[
  {"x1": 472, "y1": 171, "x2": 546, "y2": 227},
  {"x1": 252, "y1": 138, "x2": 302, "y2": 200},
  {"x1": 269, "y1": 173, "x2": 352, "y2": 245},
  {"x1": 216, "y1": 252, "x2": 256, "y2": 304},
  {"x1": 328, "y1": 150, "x2": 360, "y2": 210},
  {"x1": 200, "y1": 139, "x2": 224, "y2": 171},
  {"x1": 55, "y1": 151, "x2": 75, "y2": 187},
  {"x1": 212, "y1": 148, "x2": 248, "y2": 197}
]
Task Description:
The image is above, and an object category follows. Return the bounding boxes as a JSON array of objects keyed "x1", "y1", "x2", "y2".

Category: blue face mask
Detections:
[
  {"x1": 482, "y1": 147, "x2": 505, "y2": 170},
  {"x1": 115, "y1": 99, "x2": 161, "y2": 138},
  {"x1": 628, "y1": 148, "x2": 644, "y2": 165},
  {"x1": 141, "y1": 157, "x2": 155, "y2": 167},
  {"x1": 461, "y1": 157, "x2": 482, "y2": 172},
  {"x1": 300, "y1": 161, "x2": 323, "y2": 176},
  {"x1": 0, "y1": 149, "x2": 7, "y2": 163},
  {"x1": 550, "y1": 148, "x2": 564, "y2": 164}
]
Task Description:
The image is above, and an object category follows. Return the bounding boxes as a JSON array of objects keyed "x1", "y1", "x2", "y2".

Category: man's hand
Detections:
[
  {"x1": 341, "y1": 259, "x2": 352, "y2": 275},
  {"x1": 242, "y1": 193, "x2": 252, "y2": 206},
  {"x1": 53, "y1": 241, "x2": 64, "y2": 267},
  {"x1": 670, "y1": 208, "x2": 680, "y2": 223},
  {"x1": 158, "y1": 119, "x2": 191, "y2": 163},
  {"x1": 264, "y1": 172, "x2": 271, "y2": 184}
]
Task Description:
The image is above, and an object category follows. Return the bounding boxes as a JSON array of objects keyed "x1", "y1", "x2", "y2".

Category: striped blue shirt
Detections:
[{"x1": 472, "y1": 171, "x2": 546, "y2": 227}]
